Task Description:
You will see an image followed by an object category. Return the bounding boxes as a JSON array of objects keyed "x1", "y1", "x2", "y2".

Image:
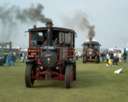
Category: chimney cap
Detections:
[
  {"x1": 33, "y1": 25, "x2": 37, "y2": 29},
  {"x1": 46, "y1": 21, "x2": 53, "y2": 28}
]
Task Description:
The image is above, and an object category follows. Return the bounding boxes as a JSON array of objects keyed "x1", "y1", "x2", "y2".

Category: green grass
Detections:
[{"x1": 0, "y1": 61, "x2": 128, "y2": 102}]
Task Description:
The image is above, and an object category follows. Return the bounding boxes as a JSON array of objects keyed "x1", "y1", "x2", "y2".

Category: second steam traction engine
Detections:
[{"x1": 82, "y1": 41, "x2": 101, "y2": 63}]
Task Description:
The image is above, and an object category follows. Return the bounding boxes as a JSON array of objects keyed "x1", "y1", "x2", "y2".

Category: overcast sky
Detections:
[{"x1": 0, "y1": 0, "x2": 128, "y2": 48}]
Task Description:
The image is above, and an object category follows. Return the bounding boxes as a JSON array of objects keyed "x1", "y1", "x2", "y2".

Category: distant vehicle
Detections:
[
  {"x1": 82, "y1": 41, "x2": 101, "y2": 63},
  {"x1": 0, "y1": 42, "x2": 12, "y2": 65},
  {"x1": 0, "y1": 49, "x2": 6, "y2": 65},
  {"x1": 25, "y1": 22, "x2": 76, "y2": 88},
  {"x1": 0, "y1": 55, "x2": 5, "y2": 65}
]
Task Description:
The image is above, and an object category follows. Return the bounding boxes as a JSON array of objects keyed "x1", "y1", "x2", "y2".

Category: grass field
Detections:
[{"x1": 0, "y1": 60, "x2": 128, "y2": 102}]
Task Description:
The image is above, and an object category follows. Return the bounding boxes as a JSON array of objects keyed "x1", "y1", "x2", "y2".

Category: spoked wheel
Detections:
[
  {"x1": 96, "y1": 56, "x2": 100, "y2": 63},
  {"x1": 64, "y1": 65, "x2": 73, "y2": 88},
  {"x1": 83, "y1": 56, "x2": 86, "y2": 63},
  {"x1": 25, "y1": 64, "x2": 35, "y2": 88},
  {"x1": 73, "y1": 63, "x2": 76, "y2": 80}
]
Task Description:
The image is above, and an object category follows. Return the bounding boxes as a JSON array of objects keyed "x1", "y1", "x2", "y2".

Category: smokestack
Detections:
[
  {"x1": 46, "y1": 21, "x2": 53, "y2": 46},
  {"x1": 33, "y1": 25, "x2": 37, "y2": 29},
  {"x1": 46, "y1": 20, "x2": 53, "y2": 28}
]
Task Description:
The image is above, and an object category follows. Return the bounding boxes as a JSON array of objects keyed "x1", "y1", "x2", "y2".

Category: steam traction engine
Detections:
[
  {"x1": 82, "y1": 41, "x2": 101, "y2": 63},
  {"x1": 25, "y1": 22, "x2": 76, "y2": 88}
]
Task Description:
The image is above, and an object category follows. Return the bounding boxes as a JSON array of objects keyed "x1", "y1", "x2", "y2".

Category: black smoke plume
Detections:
[
  {"x1": 16, "y1": 4, "x2": 51, "y2": 23},
  {"x1": 0, "y1": 3, "x2": 51, "y2": 24},
  {"x1": 62, "y1": 11, "x2": 95, "y2": 41},
  {"x1": 0, "y1": 3, "x2": 52, "y2": 47}
]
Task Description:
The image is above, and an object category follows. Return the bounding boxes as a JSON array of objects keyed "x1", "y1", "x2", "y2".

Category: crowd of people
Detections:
[
  {"x1": 100, "y1": 48, "x2": 127, "y2": 65},
  {"x1": 75, "y1": 48, "x2": 128, "y2": 65},
  {"x1": 2, "y1": 47, "x2": 128, "y2": 67},
  {"x1": 4, "y1": 50, "x2": 27, "y2": 66},
  {"x1": 5, "y1": 52, "x2": 16, "y2": 66}
]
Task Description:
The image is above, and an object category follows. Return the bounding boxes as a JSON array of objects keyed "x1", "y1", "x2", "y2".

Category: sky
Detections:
[{"x1": 0, "y1": 0, "x2": 128, "y2": 49}]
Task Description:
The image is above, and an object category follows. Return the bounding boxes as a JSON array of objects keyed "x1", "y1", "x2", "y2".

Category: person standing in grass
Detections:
[
  {"x1": 5, "y1": 51, "x2": 15, "y2": 66},
  {"x1": 123, "y1": 48, "x2": 127, "y2": 62},
  {"x1": 113, "y1": 51, "x2": 119, "y2": 65}
]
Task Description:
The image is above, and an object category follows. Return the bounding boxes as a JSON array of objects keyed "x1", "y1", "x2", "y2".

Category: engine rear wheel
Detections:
[
  {"x1": 25, "y1": 64, "x2": 35, "y2": 88},
  {"x1": 64, "y1": 65, "x2": 73, "y2": 88}
]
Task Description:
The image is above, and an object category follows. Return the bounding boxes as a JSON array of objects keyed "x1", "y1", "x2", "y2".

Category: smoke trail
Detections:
[
  {"x1": 0, "y1": 3, "x2": 52, "y2": 47},
  {"x1": 88, "y1": 25, "x2": 95, "y2": 41},
  {"x1": 16, "y1": 4, "x2": 51, "y2": 23},
  {"x1": 0, "y1": 3, "x2": 51, "y2": 24},
  {"x1": 62, "y1": 11, "x2": 95, "y2": 41}
]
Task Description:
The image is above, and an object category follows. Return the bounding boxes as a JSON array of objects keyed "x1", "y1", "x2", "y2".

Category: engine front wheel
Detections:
[
  {"x1": 73, "y1": 63, "x2": 76, "y2": 80},
  {"x1": 83, "y1": 56, "x2": 86, "y2": 63},
  {"x1": 25, "y1": 64, "x2": 35, "y2": 88},
  {"x1": 96, "y1": 56, "x2": 100, "y2": 63},
  {"x1": 64, "y1": 65, "x2": 73, "y2": 88}
]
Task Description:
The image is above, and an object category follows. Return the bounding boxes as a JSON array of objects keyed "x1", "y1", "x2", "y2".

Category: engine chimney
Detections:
[
  {"x1": 46, "y1": 21, "x2": 53, "y2": 46},
  {"x1": 46, "y1": 21, "x2": 53, "y2": 28},
  {"x1": 33, "y1": 25, "x2": 37, "y2": 29}
]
